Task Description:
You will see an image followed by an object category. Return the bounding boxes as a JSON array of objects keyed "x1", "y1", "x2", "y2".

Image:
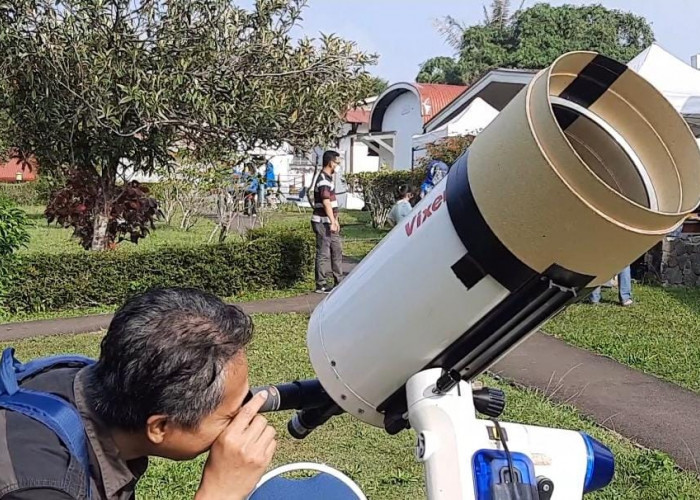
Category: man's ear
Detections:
[{"x1": 145, "y1": 415, "x2": 168, "y2": 445}]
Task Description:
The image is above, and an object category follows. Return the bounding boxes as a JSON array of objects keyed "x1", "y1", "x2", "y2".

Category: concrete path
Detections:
[
  {"x1": 1, "y1": 257, "x2": 699, "y2": 471},
  {"x1": 0, "y1": 294, "x2": 326, "y2": 341},
  {"x1": 491, "y1": 334, "x2": 700, "y2": 472}
]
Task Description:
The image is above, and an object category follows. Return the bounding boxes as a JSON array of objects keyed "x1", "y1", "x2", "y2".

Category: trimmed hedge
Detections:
[
  {"x1": 1, "y1": 227, "x2": 314, "y2": 313},
  {"x1": 0, "y1": 182, "x2": 42, "y2": 205}
]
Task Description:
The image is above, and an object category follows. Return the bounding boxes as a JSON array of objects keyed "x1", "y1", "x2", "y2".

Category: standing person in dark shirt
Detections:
[
  {"x1": 0, "y1": 288, "x2": 277, "y2": 500},
  {"x1": 312, "y1": 150, "x2": 343, "y2": 293}
]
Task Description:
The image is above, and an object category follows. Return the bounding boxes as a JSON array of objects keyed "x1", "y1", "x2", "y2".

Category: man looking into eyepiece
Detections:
[{"x1": 0, "y1": 287, "x2": 276, "y2": 500}]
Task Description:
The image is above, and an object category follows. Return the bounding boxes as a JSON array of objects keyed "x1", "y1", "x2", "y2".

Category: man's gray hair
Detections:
[{"x1": 87, "y1": 288, "x2": 253, "y2": 430}]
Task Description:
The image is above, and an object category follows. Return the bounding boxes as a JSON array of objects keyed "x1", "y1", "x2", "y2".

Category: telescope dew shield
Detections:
[{"x1": 307, "y1": 51, "x2": 700, "y2": 429}]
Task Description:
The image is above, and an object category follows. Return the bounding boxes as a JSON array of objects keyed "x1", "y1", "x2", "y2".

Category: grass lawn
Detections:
[
  {"x1": 545, "y1": 284, "x2": 700, "y2": 393},
  {"x1": 19, "y1": 205, "x2": 220, "y2": 254},
  {"x1": 18, "y1": 205, "x2": 384, "y2": 258},
  {"x1": 2, "y1": 314, "x2": 699, "y2": 500}
]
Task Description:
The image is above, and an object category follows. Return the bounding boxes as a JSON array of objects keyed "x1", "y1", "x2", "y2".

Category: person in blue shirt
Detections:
[
  {"x1": 420, "y1": 160, "x2": 449, "y2": 197},
  {"x1": 242, "y1": 166, "x2": 259, "y2": 216},
  {"x1": 264, "y1": 161, "x2": 276, "y2": 188}
]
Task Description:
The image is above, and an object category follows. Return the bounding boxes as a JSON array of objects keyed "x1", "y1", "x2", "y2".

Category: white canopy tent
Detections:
[
  {"x1": 627, "y1": 43, "x2": 700, "y2": 136},
  {"x1": 411, "y1": 98, "x2": 499, "y2": 164}
]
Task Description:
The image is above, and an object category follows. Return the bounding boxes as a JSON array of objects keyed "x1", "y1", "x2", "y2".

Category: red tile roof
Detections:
[
  {"x1": 0, "y1": 158, "x2": 37, "y2": 182},
  {"x1": 346, "y1": 108, "x2": 371, "y2": 124},
  {"x1": 414, "y1": 83, "x2": 468, "y2": 124}
]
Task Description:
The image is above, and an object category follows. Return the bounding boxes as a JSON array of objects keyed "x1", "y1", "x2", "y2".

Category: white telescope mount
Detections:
[{"x1": 406, "y1": 368, "x2": 612, "y2": 500}]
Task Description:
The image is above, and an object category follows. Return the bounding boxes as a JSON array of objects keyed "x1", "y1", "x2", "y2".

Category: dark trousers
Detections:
[
  {"x1": 244, "y1": 194, "x2": 257, "y2": 216},
  {"x1": 312, "y1": 221, "x2": 343, "y2": 288}
]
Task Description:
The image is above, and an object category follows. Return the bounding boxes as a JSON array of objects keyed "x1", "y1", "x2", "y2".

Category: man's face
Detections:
[
  {"x1": 151, "y1": 353, "x2": 251, "y2": 461},
  {"x1": 327, "y1": 157, "x2": 341, "y2": 174}
]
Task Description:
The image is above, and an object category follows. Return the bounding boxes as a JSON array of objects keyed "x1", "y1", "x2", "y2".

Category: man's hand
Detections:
[
  {"x1": 195, "y1": 391, "x2": 277, "y2": 500},
  {"x1": 330, "y1": 220, "x2": 340, "y2": 233}
]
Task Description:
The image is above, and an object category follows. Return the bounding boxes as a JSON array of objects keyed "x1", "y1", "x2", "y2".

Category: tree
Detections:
[
  {"x1": 481, "y1": 0, "x2": 522, "y2": 31},
  {"x1": 363, "y1": 75, "x2": 389, "y2": 97},
  {"x1": 0, "y1": 0, "x2": 375, "y2": 250},
  {"x1": 416, "y1": 57, "x2": 464, "y2": 85},
  {"x1": 431, "y1": 0, "x2": 522, "y2": 51},
  {"x1": 419, "y1": 135, "x2": 475, "y2": 169},
  {"x1": 419, "y1": 2, "x2": 654, "y2": 85}
]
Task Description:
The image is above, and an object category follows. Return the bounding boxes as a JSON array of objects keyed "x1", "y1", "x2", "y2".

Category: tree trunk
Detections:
[
  {"x1": 90, "y1": 158, "x2": 117, "y2": 251},
  {"x1": 307, "y1": 163, "x2": 320, "y2": 207},
  {"x1": 91, "y1": 212, "x2": 110, "y2": 251}
]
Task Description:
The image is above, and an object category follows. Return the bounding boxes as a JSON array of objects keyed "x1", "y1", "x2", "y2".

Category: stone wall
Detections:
[{"x1": 643, "y1": 235, "x2": 700, "y2": 286}]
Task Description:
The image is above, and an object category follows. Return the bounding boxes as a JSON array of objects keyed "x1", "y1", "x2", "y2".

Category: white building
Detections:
[
  {"x1": 359, "y1": 73, "x2": 543, "y2": 170},
  {"x1": 338, "y1": 97, "x2": 380, "y2": 174},
  {"x1": 411, "y1": 97, "x2": 499, "y2": 163},
  {"x1": 359, "y1": 83, "x2": 467, "y2": 169}
]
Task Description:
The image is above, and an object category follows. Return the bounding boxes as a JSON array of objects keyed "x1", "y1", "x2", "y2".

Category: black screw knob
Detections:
[{"x1": 472, "y1": 387, "x2": 506, "y2": 418}]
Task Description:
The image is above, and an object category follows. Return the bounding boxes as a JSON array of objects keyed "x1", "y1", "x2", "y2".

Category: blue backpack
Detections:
[{"x1": 0, "y1": 347, "x2": 95, "y2": 497}]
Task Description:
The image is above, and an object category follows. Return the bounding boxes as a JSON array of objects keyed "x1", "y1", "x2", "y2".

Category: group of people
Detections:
[
  {"x1": 236, "y1": 160, "x2": 278, "y2": 216},
  {"x1": 0, "y1": 150, "x2": 469, "y2": 500},
  {"x1": 3, "y1": 149, "x2": 683, "y2": 500}
]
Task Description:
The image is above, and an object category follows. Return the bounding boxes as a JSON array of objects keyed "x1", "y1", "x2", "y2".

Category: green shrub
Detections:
[
  {"x1": 417, "y1": 134, "x2": 474, "y2": 169},
  {"x1": 346, "y1": 169, "x2": 425, "y2": 228},
  {"x1": 0, "y1": 198, "x2": 30, "y2": 258},
  {"x1": 0, "y1": 182, "x2": 41, "y2": 205},
  {"x1": 1, "y1": 227, "x2": 314, "y2": 313},
  {"x1": 0, "y1": 198, "x2": 30, "y2": 303}
]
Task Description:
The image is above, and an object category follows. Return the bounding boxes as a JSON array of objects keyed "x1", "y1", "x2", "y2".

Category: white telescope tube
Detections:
[{"x1": 308, "y1": 51, "x2": 700, "y2": 430}]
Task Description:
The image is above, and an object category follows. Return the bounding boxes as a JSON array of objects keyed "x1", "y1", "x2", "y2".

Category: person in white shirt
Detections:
[{"x1": 387, "y1": 185, "x2": 416, "y2": 227}]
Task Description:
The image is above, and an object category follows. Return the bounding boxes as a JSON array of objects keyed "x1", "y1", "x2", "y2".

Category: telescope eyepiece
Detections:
[
  {"x1": 288, "y1": 402, "x2": 345, "y2": 440},
  {"x1": 248, "y1": 379, "x2": 345, "y2": 439},
  {"x1": 250, "y1": 379, "x2": 328, "y2": 413}
]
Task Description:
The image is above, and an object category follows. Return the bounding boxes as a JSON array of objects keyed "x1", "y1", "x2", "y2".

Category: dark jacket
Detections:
[{"x1": 0, "y1": 367, "x2": 148, "y2": 499}]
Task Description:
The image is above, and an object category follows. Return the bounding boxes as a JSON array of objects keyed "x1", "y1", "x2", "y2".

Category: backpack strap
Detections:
[
  {"x1": 15, "y1": 353, "x2": 96, "y2": 383},
  {"x1": 0, "y1": 348, "x2": 95, "y2": 497}
]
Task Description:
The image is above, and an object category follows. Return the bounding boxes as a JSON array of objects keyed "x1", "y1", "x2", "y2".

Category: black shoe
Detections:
[{"x1": 315, "y1": 286, "x2": 332, "y2": 294}]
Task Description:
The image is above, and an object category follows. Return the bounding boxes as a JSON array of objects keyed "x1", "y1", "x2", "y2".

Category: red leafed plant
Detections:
[{"x1": 45, "y1": 170, "x2": 161, "y2": 250}]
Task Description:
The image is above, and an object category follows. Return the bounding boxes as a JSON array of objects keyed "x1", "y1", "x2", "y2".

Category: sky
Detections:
[{"x1": 280, "y1": 0, "x2": 700, "y2": 83}]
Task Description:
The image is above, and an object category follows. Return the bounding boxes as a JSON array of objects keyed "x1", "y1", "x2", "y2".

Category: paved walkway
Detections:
[
  {"x1": 491, "y1": 335, "x2": 700, "y2": 472},
  {"x1": 1, "y1": 258, "x2": 699, "y2": 471},
  {"x1": 0, "y1": 294, "x2": 327, "y2": 341}
]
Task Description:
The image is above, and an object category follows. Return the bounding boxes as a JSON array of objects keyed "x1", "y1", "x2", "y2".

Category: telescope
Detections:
[{"x1": 252, "y1": 52, "x2": 700, "y2": 499}]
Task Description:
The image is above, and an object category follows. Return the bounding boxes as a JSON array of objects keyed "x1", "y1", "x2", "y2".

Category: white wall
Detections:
[
  {"x1": 381, "y1": 91, "x2": 423, "y2": 170},
  {"x1": 351, "y1": 139, "x2": 378, "y2": 173},
  {"x1": 338, "y1": 123, "x2": 379, "y2": 174}
]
